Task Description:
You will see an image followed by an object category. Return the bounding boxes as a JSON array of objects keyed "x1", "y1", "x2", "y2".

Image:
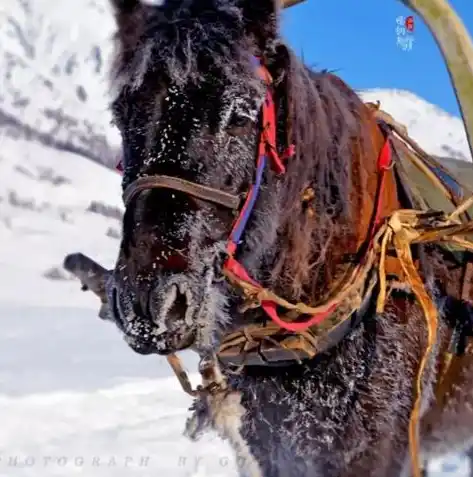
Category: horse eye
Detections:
[{"x1": 227, "y1": 114, "x2": 252, "y2": 136}]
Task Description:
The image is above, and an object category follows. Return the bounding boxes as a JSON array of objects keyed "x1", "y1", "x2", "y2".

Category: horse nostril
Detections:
[
  {"x1": 149, "y1": 281, "x2": 194, "y2": 331},
  {"x1": 136, "y1": 288, "x2": 151, "y2": 319},
  {"x1": 109, "y1": 286, "x2": 124, "y2": 329},
  {"x1": 166, "y1": 288, "x2": 188, "y2": 324}
]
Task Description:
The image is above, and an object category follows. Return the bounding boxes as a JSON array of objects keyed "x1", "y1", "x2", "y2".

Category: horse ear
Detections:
[
  {"x1": 110, "y1": 0, "x2": 147, "y2": 32},
  {"x1": 241, "y1": 0, "x2": 281, "y2": 52},
  {"x1": 110, "y1": 0, "x2": 149, "y2": 55},
  {"x1": 110, "y1": 0, "x2": 141, "y2": 14}
]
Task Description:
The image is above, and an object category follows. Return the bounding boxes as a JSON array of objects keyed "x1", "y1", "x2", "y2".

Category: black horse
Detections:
[{"x1": 74, "y1": 0, "x2": 473, "y2": 475}]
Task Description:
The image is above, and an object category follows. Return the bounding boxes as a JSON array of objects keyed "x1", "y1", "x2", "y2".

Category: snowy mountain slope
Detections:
[
  {"x1": 0, "y1": 135, "x2": 122, "y2": 307},
  {"x1": 360, "y1": 89, "x2": 472, "y2": 162},
  {"x1": 0, "y1": 0, "x2": 120, "y2": 167}
]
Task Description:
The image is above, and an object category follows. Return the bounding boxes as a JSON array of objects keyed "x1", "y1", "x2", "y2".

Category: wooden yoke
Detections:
[
  {"x1": 280, "y1": 0, "x2": 307, "y2": 7},
  {"x1": 400, "y1": 0, "x2": 473, "y2": 161}
]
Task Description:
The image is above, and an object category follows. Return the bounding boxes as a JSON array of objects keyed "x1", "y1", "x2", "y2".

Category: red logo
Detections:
[{"x1": 405, "y1": 15, "x2": 415, "y2": 32}]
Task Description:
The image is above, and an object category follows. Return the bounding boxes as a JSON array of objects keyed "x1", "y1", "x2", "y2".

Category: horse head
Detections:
[{"x1": 107, "y1": 0, "x2": 377, "y2": 357}]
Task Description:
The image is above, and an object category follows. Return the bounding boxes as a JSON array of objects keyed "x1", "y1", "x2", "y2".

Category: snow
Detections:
[
  {"x1": 0, "y1": 0, "x2": 472, "y2": 475},
  {"x1": 0, "y1": 136, "x2": 122, "y2": 307},
  {"x1": 0, "y1": 0, "x2": 120, "y2": 167},
  {"x1": 0, "y1": 306, "x2": 238, "y2": 477},
  {"x1": 360, "y1": 89, "x2": 472, "y2": 162}
]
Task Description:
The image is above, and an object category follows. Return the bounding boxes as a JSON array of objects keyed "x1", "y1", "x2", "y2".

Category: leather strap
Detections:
[
  {"x1": 217, "y1": 272, "x2": 377, "y2": 368},
  {"x1": 123, "y1": 175, "x2": 241, "y2": 210}
]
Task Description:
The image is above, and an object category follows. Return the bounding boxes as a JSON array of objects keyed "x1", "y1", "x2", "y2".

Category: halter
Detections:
[{"x1": 119, "y1": 56, "x2": 391, "y2": 334}]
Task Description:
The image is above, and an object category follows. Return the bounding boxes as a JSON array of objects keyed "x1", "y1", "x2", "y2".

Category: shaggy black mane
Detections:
[{"x1": 111, "y1": 0, "x2": 274, "y2": 89}]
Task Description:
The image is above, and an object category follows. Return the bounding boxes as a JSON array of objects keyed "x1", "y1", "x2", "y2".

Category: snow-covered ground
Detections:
[
  {"x1": 0, "y1": 305, "x2": 239, "y2": 477},
  {"x1": 0, "y1": 138, "x2": 239, "y2": 477}
]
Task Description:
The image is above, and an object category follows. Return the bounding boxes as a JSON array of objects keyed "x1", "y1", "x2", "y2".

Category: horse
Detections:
[{"x1": 95, "y1": 0, "x2": 473, "y2": 475}]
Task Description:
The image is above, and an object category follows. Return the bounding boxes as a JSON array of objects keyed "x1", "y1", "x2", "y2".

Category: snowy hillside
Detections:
[
  {"x1": 0, "y1": 137, "x2": 122, "y2": 307},
  {"x1": 0, "y1": 0, "x2": 120, "y2": 167},
  {"x1": 361, "y1": 89, "x2": 472, "y2": 162},
  {"x1": 0, "y1": 0, "x2": 472, "y2": 476}
]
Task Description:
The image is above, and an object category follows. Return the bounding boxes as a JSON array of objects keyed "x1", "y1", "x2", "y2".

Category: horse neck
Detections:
[{"x1": 308, "y1": 108, "x2": 402, "y2": 303}]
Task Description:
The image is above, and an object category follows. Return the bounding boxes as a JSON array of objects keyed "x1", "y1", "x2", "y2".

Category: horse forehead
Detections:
[{"x1": 160, "y1": 84, "x2": 239, "y2": 127}]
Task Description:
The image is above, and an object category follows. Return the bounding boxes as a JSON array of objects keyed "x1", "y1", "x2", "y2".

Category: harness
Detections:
[
  {"x1": 118, "y1": 58, "x2": 473, "y2": 477},
  {"x1": 122, "y1": 58, "x2": 393, "y2": 361}
]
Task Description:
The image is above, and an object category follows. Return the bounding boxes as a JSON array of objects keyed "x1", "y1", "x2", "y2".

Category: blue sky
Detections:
[{"x1": 281, "y1": 0, "x2": 473, "y2": 117}]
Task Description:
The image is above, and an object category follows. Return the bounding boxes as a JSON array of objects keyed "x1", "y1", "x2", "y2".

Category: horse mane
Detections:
[
  {"x1": 267, "y1": 52, "x2": 375, "y2": 302},
  {"x1": 110, "y1": 0, "x2": 258, "y2": 91}
]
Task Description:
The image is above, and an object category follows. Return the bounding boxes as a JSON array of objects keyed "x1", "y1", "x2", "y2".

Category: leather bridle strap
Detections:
[{"x1": 122, "y1": 174, "x2": 241, "y2": 210}]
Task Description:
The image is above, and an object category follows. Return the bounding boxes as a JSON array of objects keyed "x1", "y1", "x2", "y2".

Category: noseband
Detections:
[{"x1": 123, "y1": 174, "x2": 241, "y2": 210}]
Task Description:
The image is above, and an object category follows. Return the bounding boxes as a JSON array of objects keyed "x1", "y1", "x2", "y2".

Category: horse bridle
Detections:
[
  {"x1": 123, "y1": 174, "x2": 242, "y2": 210},
  {"x1": 122, "y1": 56, "x2": 288, "y2": 211},
  {"x1": 122, "y1": 55, "x2": 294, "y2": 295}
]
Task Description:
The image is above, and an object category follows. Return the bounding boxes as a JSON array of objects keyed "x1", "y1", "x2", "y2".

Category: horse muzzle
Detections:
[{"x1": 107, "y1": 274, "x2": 198, "y2": 355}]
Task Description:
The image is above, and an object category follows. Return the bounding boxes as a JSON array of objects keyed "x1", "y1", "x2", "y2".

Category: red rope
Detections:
[{"x1": 226, "y1": 134, "x2": 392, "y2": 332}]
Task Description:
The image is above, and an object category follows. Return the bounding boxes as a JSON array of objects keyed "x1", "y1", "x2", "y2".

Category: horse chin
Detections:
[
  {"x1": 124, "y1": 326, "x2": 196, "y2": 356},
  {"x1": 142, "y1": 275, "x2": 204, "y2": 354},
  {"x1": 152, "y1": 327, "x2": 197, "y2": 356}
]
